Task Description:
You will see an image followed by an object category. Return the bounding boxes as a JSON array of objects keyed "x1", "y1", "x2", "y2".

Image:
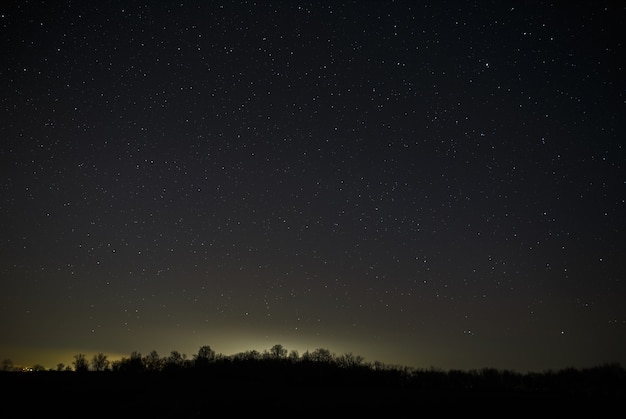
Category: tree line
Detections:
[
  {"x1": 2, "y1": 344, "x2": 625, "y2": 399},
  {"x1": 2, "y1": 344, "x2": 367, "y2": 373}
]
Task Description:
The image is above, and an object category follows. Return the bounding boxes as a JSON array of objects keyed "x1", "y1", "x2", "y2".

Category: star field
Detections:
[{"x1": 1, "y1": 1, "x2": 625, "y2": 372}]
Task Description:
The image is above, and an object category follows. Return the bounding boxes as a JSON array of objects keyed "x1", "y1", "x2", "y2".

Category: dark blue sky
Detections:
[{"x1": 1, "y1": 0, "x2": 625, "y2": 372}]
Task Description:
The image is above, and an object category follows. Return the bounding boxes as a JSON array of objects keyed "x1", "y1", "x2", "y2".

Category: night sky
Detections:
[{"x1": 1, "y1": 1, "x2": 625, "y2": 373}]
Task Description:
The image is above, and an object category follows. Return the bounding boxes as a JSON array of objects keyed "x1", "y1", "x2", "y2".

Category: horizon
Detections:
[{"x1": 3, "y1": 338, "x2": 622, "y2": 375}]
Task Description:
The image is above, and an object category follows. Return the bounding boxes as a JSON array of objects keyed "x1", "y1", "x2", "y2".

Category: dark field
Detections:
[{"x1": 3, "y1": 362, "x2": 624, "y2": 416}]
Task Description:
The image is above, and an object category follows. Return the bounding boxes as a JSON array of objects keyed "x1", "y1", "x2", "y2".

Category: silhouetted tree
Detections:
[
  {"x1": 128, "y1": 351, "x2": 144, "y2": 372},
  {"x1": 73, "y1": 354, "x2": 89, "y2": 372},
  {"x1": 246, "y1": 350, "x2": 261, "y2": 361},
  {"x1": 143, "y1": 350, "x2": 163, "y2": 372},
  {"x1": 165, "y1": 350, "x2": 186, "y2": 370},
  {"x1": 194, "y1": 345, "x2": 215, "y2": 368},
  {"x1": 338, "y1": 352, "x2": 364, "y2": 368},
  {"x1": 91, "y1": 353, "x2": 110, "y2": 371},
  {"x1": 110, "y1": 359, "x2": 122, "y2": 371},
  {"x1": 230, "y1": 350, "x2": 261, "y2": 362},
  {"x1": 310, "y1": 348, "x2": 334, "y2": 363},
  {"x1": 288, "y1": 349, "x2": 299, "y2": 362},
  {"x1": 56, "y1": 363, "x2": 65, "y2": 372},
  {"x1": 113, "y1": 351, "x2": 144, "y2": 372},
  {"x1": 372, "y1": 360, "x2": 385, "y2": 371},
  {"x1": 269, "y1": 344, "x2": 288, "y2": 360}
]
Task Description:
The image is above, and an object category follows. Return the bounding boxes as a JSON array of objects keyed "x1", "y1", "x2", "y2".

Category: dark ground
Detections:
[{"x1": 2, "y1": 368, "x2": 623, "y2": 417}]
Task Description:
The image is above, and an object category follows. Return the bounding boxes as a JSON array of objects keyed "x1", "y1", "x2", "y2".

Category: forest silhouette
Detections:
[{"x1": 2, "y1": 344, "x2": 624, "y2": 415}]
